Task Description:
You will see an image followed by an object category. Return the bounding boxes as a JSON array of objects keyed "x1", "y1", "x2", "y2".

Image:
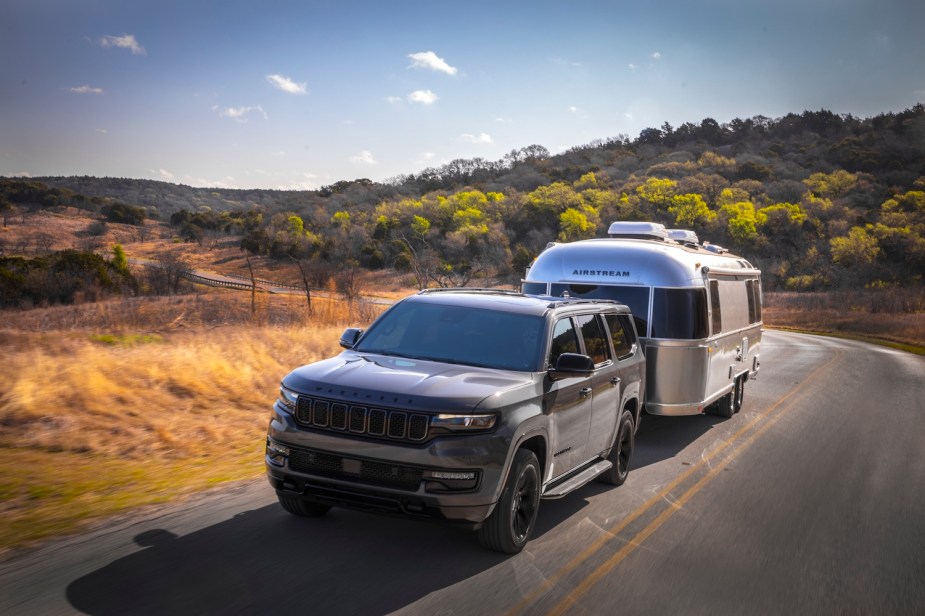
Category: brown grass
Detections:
[
  {"x1": 0, "y1": 284, "x2": 399, "y2": 554},
  {"x1": 763, "y1": 289, "x2": 925, "y2": 352}
]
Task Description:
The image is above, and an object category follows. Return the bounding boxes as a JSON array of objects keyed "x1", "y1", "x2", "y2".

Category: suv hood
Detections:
[{"x1": 283, "y1": 352, "x2": 537, "y2": 412}]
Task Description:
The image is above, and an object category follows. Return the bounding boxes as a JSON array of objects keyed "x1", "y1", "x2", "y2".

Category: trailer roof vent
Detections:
[
  {"x1": 703, "y1": 243, "x2": 728, "y2": 254},
  {"x1": 667, "y1": 229, "x2": 700, "y2": 247},
  {"x1": 607, "y1": 221, "x2": 668, "y2": 240}
]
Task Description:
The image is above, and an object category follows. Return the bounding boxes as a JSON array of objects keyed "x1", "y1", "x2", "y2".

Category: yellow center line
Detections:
[{"x1": 506, "y1": 349, "x2": 842, "y2": 616}]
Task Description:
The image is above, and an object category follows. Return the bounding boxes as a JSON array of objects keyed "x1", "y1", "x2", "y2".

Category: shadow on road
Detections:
[
  {"x1": 66, "y1": 503, "x2": 505, "y2": 615},
  {"x1": 66, "y1": 413, "x2": 723, "y2": 615}
]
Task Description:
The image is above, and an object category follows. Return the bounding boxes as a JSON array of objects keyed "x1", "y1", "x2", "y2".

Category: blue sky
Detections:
[{"x1": 2, "y1": 0, "x2": 923, "y2": 190}]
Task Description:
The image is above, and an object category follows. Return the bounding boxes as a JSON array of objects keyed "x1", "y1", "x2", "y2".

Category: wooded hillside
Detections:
[{"x1": 3, "y1": 104, "x2": 924, "y2": 291}]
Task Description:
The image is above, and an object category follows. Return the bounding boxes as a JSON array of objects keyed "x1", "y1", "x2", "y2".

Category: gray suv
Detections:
[{"x1": 265, "y1": 289, "x2": 645, "y2": 553}]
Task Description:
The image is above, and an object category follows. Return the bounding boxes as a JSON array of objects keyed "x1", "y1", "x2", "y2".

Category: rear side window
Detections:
[
  {"x1": 575, "y1": 314, "x2": 611, "y2": 365},
  {"x1": 605, "y1": 313, "x2": 636, "y2": 359}
]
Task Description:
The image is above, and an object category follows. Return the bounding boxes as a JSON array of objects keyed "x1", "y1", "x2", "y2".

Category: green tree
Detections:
[
  {"x1": 636, "y1": 177, "x2": 678, "y2": 211},
  {"x1": 558, "y1": 208, "x2": 595, "y2": 242},
  {"x1": 830, "y1": 226, "x2": 880, "y2": 267},
  {"x1": 668, "y1": 193, "x2": 715, "y2": 227}
]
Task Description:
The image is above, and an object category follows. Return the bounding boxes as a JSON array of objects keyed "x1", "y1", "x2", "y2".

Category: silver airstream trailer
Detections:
[{"x1": 522, "y1": 221, "x2": 762, "y2": 418}]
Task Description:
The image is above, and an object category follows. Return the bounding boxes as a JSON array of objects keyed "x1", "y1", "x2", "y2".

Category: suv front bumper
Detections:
[{"x1": 265, "y1": 403, "x2": 513, "y2": 526}]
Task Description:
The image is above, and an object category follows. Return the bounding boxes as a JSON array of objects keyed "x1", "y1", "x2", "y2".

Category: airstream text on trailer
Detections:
[{"x1": 523, "y1": 221, "x2": 762, "y2": 418}]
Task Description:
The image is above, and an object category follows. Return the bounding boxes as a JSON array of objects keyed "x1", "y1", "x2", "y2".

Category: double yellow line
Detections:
[{"x1": 508, "y1": 349, "x2": 842, "y2": 615}]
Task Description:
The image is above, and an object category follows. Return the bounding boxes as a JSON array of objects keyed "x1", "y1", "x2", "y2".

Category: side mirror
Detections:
[
  {"x1": 339, "y1": 328, "x2": 363, "y2": 349},
  {"x1": 548, "y1": 352, "x2": 594, "y2": 380}
]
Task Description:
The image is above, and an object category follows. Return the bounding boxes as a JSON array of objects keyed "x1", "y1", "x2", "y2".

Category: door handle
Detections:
[
  {"x1": 610, "y1": 377, "x2": 621, "y2": 387},
  {"x1": 580, "y1": 387, "x2": 592, "y2": 398}
]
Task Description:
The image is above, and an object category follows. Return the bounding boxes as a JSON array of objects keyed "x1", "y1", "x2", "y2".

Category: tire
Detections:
[
  {"x1": 733, "y1": 376, "x2": 745, "y2": 413},
  {"x1": 478, "y1": 449, "x2": 541, "y2": 554},
  {"x1": 599, "y1": 410, "x2": 635, "y2": 486},
  {"x1": 277, "y1": 493, "x2": 332, "y2": 517},
  {"x1": 710, "y1": 391, "x2": 734, "y2": 419}
]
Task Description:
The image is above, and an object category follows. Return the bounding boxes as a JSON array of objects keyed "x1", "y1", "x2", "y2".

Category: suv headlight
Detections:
[
  {"x1": 278, "y1": 384, "x2": 299, "y2": 412},
  {"x1": 431, "y1": 413, "x2": 497, "y2": 432}
]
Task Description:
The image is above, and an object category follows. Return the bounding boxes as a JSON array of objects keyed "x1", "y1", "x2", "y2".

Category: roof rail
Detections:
[{"x1": 417, "y1": 287, "x2": 521, "y2": 295}]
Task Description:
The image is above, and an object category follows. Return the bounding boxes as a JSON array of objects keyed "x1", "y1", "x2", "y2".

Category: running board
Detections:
[{"x1": 541, "y1": 459, "x2": 612, "y2": 499}]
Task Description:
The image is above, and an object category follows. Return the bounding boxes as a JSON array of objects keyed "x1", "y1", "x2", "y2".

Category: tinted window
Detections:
[
  {"x1": 605, "y1": 313, "x2": 635, "y2": 358},
  {"x1": 710, "y1": 281, "x2": 722, "y2": 335},
  {"x1": 651, "y1": 288, "x2": 709, "y2": 340},
  {"x1": 521, "y1": 282, "x2": 548, "y2": 295},
  {"x1": 548, "y1": 318, "x2": 579, "y2": 368},
  {"x1": 576, "y1": 314, "x2": 610, "y2": 365},
  {"x1": 549, "y1": 284, "x2": 651, "y2": 337},
  {"x1": 356, "y1": 301, "x2": 544, "y2": 371},
  {"x1": 747, "y1": 279, "x2": 762, "y2": 323}
]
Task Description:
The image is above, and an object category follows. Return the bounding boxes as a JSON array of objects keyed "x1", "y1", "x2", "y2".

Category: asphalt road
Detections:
[{"x1": 2, "y1": 330, "x2": 924, "y2": 615}]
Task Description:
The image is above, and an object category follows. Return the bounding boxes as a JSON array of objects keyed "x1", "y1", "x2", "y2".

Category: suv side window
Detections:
[
  {"x1": 605, "y1": 313, "x2": 636, "y2": 359},
  {"x1": 576, "y1": 314, "x2": 611, "y2": 366},
  {"x1": 548, "y1": 317, "x2": 579, "y2": 368}
]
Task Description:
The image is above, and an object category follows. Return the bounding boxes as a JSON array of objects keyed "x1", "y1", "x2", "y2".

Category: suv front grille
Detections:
[
  {"x1": 295, "y1": 396, "x2": 430, "y2": 442},
  {"x1": 288, "y1": 446, "x2": 423, "y2": 491}
]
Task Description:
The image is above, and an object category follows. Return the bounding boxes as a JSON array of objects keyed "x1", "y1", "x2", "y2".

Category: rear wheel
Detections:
[
  {"x1": 478, "y1": 449, "x2": 540, "y2": 554},
  {"x1": 599, "y1": 410, "x2": 635, "y2": 486},
  {"x1": 277, "y1": 493, "x2": 332, "y2": 517}
]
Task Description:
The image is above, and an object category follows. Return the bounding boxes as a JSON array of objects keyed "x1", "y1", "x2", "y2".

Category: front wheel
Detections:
[
  {"x1": 599, "y1": 410, "x2": 635, "y2": 486},
  {"x1": 478, "y1": 449, "x2": 541, "y2": 554},
  {"x1": 733, "y1": 375, "x2": 746, "y2": 413}
]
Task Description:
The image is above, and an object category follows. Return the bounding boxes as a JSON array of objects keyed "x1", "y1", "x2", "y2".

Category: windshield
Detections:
[{"x1": 355, "y1": 300, "x2": 545, "y2": 372}]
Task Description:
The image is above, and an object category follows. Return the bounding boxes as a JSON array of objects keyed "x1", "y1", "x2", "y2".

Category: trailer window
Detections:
[
  {"x1": 549, "y1": 284, "x2": 651, "y2": 337},
  {"x1": 522, "y1": 282, "x2": 548, "y2": 295},
  {"x1": 651, "y1": 288, "x2": 709, "y2": 340},
  {"x1": 710, "y1": 280, "x2": 722, "y2": 335},
  {"x1": 746, "y1": 279, "x2": 762, "y2": 323}
]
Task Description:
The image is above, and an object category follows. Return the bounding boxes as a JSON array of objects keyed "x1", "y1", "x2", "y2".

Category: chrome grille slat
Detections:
[{"x1": 293, "y1": 396, "x2": 430, "y2": 443}]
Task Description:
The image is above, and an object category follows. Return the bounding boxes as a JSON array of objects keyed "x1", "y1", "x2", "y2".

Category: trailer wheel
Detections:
[
  {"x1": 733, "y1": 376, "x2": 745, "y2": 413},
  {"x1": 710, "y1": 392, "x2": 734, "y2": 419}
]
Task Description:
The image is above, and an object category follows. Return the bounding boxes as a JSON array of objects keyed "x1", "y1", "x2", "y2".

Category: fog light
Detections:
[
  {"x1": 427, "y1": 470, "x2": 477, "y2": 480},
  {"x1": 266, "y1": 437, "x2": 290, "y2": 466}
]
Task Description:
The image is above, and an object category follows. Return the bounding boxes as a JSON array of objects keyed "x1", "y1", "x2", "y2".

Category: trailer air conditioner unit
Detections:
[
  {"x1": 607, "y1": 221, "x2": 668, "y2": 240},
  {"x1": 667, "y1": 229, "x2": 700, "y2": 247}
]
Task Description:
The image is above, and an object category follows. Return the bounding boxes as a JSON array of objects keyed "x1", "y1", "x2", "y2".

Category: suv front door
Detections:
[{"x1": 544, "y1": 316, "x2": 593, "y2": 477}]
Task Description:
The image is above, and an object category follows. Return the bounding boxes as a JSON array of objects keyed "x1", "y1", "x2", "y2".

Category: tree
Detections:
[
  {"x1": 668, "y1": 193, "x2": 715, "y2": 227},
  {"x1": 830, "y1": 226, "x2": 880, "y2": 267}
]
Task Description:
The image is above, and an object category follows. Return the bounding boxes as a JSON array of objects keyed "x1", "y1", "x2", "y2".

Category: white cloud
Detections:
[
  {"x1": 569, "y1": 106, "x2": 578, "y2": 113},
  {"x1": 624, "y1": 112, "x2": 633, "y2": 119},
  {"x1": 651, "y1": 51, "x2": 661, "y2": 60},
  {"x1": 100, "y1": 34, "x2": 146, "y2": 55},
  {"x1": 350, "y1": 150, "x2": 377, "y2": 165},
  {"x1": 408, "y1": 90, "x2": 438, "y2": 105},
  {"x1": 266, "y1": 74, "x2": 307, "y2": 95},
  {"x1": 96, "y1": 128, "x2": 108, "y2": 134},
  {"x1": 213, "y1": 105, "x2": 268, "y2": 122},
  {"x1": 385, "y1": 96, "x2": 403, "y2": 104},
  {"x1": 407, "y1": 51, "x2": 458, "y2": 76},
  {"x1": 420, "y1": 152, "x2": 436, "y2": 160},
  {"x1": 153, "y1": 168, "x2": 174, "y2": 181},
  {"x1": 460, "y1": 133, "x2": 493, "y2": 144},
  {"x1": 69, "y1": 85, "x2": 103, "y2": 94},
  {"x1": 628, "y1": 63, "x2": 638, "y2": 71}
]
